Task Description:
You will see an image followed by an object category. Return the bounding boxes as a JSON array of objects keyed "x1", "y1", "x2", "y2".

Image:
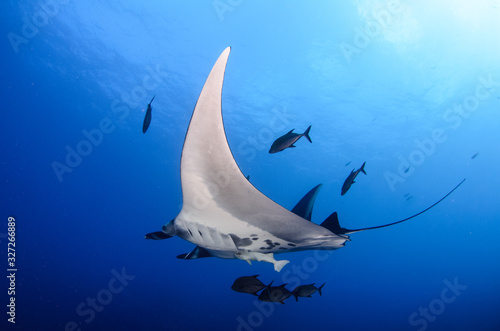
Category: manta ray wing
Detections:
[
  {"x1": 291, "y1": 184, "x2": 323, "y2": 221},
  {"x1": 172, "y1": 47, "x2": 347, "y2": 270}
]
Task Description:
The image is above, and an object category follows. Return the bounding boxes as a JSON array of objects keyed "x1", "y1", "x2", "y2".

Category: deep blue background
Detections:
[{"x1": 1, "y1": 1, "x2": 499, "y2": 330}]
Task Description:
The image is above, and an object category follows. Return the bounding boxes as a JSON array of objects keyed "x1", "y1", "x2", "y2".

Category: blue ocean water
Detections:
[{"x1": 1, "y1": 1, "x2": 500, "y2": 330}]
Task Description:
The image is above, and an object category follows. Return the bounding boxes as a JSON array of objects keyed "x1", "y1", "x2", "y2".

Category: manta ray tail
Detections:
[{"x1": 322, "y1": 178, "x2": 466, "y2": 235}]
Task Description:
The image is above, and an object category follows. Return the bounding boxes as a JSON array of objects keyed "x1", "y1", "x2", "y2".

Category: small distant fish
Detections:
[
  {"x1": 269, "y1": 125, "x2": 312, "y2": 153},
  {"x1": 404, "y1": 167, "x2": 411, "y2": 174},
  {"x1": 291, "y1": 283, "x2": 325, "y2": 301},
  {"x1": 231, "y1": 275, "x2": 267, "y2": 296},
  {"x1": 471, "y1": 152, "x2": 479, "y2": 159},
  {"x1": 258, "y1": 283, "x2": 291, "y2": 304},
  {"x1": 142, "y1": 96, "x2": 155, "y2": 133},
  {"x1": 345, "y1": 161, "x2": 352, "y2": 167},
  {"x1": 341, "y1": 161, "x2": 367, "y2": 196}
]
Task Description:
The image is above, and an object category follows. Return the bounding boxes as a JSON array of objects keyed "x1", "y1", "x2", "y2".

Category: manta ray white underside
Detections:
[{"x1": 163, "y1": 47, "x2": 348, "y2": 271}]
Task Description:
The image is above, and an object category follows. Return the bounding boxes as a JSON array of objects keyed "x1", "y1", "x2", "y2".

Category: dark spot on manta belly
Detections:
[
  {"x1": 252, "y1": 237, "x2": 258, "y2": 241},
  {"x1": 260, "y1": 238, "x2": 279, "y2": 250},
  {"x1": 287, "y1": 243, "x2": 296, "y2": 247},
  {"x1": 229, "y1": 233, "x2": 252, "y2": 247}
]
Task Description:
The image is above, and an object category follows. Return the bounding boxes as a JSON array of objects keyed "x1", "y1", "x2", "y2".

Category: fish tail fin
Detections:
[
  {"x1": 318, "y1": 283, "x2": 326, "y2": 296},
  {"x1": 360, "y1": 161, "x2": 367, "y2": 175},
  {"x1": 303, "y1": 125, "x2": 312, "y2": 143},
  {"x1": 274, "y1": 259, "x2": 290, "y2": 272}
]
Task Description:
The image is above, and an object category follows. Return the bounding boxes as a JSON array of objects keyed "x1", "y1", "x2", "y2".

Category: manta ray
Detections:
[{"x1": 146, "y1": 47, "x2": 465, "y2": 272}]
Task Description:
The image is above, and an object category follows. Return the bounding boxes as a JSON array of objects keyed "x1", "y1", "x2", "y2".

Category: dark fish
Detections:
[
  {"x1": 142, "y1": 96, "x2": 155, "y2": 133},
  {"x1": 231, "y1": 275, "x2": 267, "y2": 296},
  {"x1": 258, "y1": 283, "x2": 291, "y2": 304},
  {"x1": 341, "y1": 161, "x2": 367, "y2": 195},
  {"x1": 269, "y1": 125, "x2": 312, "y2": 153},
  {"x1": 404, "y1": 193, "x2": 413, "y2": 200},
  {"x1": 471, "y1": 152, "x2": 479, "y2": 159},
  {"x1": 291, "y1": 283, "x2": 325, "y2": 301},
  {"x1": 345, "y1": 161, "x2": 352, "y2": 166},
  {"x1": 404, "y1": 167, "x2": 411, "y2": 173}
]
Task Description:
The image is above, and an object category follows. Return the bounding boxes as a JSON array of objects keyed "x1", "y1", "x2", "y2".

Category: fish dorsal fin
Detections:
[{"x1": 287, "y1": 129, "x2": 295, "y2": 134}]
